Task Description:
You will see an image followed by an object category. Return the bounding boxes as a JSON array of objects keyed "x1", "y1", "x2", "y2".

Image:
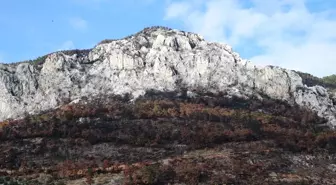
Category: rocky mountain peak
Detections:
[
  {"x1": 0, "y1": 26, "x2": 335, "y2": 128},
  {"x1": 96, "y1": 26, "x2": 206, "y2": 53}
]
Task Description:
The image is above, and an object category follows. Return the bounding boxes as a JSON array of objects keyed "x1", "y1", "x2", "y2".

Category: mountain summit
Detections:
[{"x1": 0, "y1": 26, "x2": 335, "y2": 127}]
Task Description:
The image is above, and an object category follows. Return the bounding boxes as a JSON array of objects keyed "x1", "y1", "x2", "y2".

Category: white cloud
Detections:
[
  {"x1": 164, "y1": 0, "x2": 336, "y2": 77},
  {"x1": 58, "y1": 41, "x2": 75, "y2": 51},
  {"x1": 69, "y1": 17, "x2": 88, "y2": 31}
]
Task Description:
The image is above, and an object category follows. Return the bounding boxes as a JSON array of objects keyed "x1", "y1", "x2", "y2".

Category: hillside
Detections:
[
  {"x1": 1, "y1": 93, "x2": 336, "y2": 184},
  {"x1": 0, "y1": 26, "x2": 336, "y2": 184}
]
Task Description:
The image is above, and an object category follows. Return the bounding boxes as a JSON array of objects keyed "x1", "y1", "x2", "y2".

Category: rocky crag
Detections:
[{"x1": 0, "y1": 26, "x2": 335, "y2": 128}]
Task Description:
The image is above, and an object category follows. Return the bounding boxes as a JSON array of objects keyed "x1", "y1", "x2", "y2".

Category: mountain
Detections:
[
  {"x1": 0, "y1": 26, "x2": 336, "y2": 184},
  {"x1": 1, "y1": 26, "x2": 336, "y2": 127}
]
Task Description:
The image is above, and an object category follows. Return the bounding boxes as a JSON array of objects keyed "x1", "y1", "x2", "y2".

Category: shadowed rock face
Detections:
[{"x1": 0, "y1": 26, "x2": 335, "y2": 127}]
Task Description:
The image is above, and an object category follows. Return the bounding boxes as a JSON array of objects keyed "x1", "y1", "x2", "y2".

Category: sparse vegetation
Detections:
[
  {"x1": 6, "y1": 49, "x2": 92, "y2": 68},
  {"x1": 0, "y1": 92, "x2": 335, "y2": 184},
  {"x1": 322, "y1": 74, "x2": 336, "y2": 87}
]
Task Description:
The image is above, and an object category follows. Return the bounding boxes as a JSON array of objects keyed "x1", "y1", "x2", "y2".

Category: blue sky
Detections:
[
  {"x1": 0, "y1": 0, "x2": 173, "y2": 62},
  {"x1": 1, "y1": 0, "x2": 335, "y2": 77}
]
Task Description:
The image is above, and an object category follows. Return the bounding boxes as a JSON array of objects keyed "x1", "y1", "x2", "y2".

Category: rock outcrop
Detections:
[{"x1": 0, "y1": 26, "x2": 335, "y2": 127}]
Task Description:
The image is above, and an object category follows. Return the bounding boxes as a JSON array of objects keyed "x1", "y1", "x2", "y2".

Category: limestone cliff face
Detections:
[{"x1": 0, "y1": 27, "x2": 335, "y2": 127}]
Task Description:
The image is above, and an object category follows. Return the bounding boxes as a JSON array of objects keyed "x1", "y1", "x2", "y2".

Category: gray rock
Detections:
[
  {"x1": 0, "y1": 26, "x2": 335, "y2": 127},
  {"x1": 328, "y1": 164, "x2": 336, "y2": 172},
  {"x1": 269, "y1": 172, "x2": 278, "y2": 178}
]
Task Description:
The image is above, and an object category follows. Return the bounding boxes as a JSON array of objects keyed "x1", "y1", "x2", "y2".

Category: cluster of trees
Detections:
[{"x1": 296, "y1": 71, "x2": 336, "y2": 89}]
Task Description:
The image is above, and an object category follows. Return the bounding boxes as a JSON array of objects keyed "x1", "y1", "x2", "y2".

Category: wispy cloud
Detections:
[
  {"x1": 164, "y1": 0, "x2": 336, "y2": 77},
  {"x1": 69, "y1": 17, "x2": 88, "y2": 31},
  {"x1": 58, "y1": 41, "x2": 75, "y2": 51}
]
